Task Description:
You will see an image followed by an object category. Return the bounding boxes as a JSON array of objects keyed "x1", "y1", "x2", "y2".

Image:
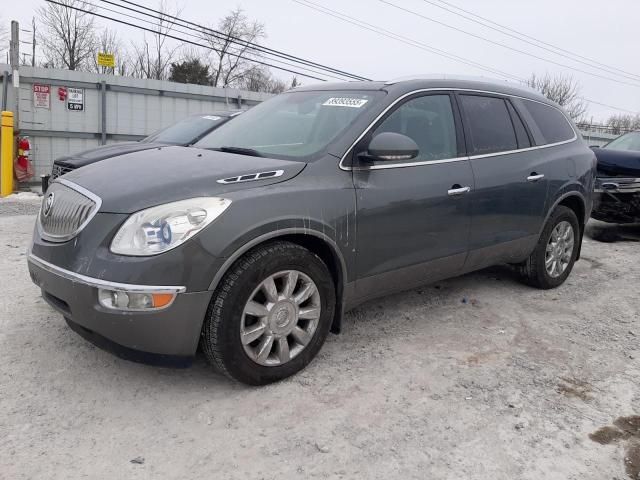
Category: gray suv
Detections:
[{"x1": 27, "y1": 78, "x2": 596, "y2": 385}]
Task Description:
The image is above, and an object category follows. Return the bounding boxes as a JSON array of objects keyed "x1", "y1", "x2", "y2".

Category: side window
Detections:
[
  {"x1": 372, "y1": 94, "x2": 457, "y2": 161},
  {"x1": 506, "y1": 101, "x2": 531, "y2": 149},
  {"x1": 519, "y1": 99, "x2": 575, "y2": 145},
  {"x1": 459, "y1": 95, "x2": 517, "y2": 155}
]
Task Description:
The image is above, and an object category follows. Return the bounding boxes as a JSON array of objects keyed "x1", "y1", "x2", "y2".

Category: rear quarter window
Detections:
[{"x1": 519, "y1": 99, "x2": 576, "y2": 145}]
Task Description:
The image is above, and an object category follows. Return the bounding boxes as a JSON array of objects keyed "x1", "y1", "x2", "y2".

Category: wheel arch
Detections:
[
  {"x1": 208, "y1": 228, "x2": 348, "y2": 334},
  {"x1": 544, "y1": 191, "x2": 587, "y2": 260}
]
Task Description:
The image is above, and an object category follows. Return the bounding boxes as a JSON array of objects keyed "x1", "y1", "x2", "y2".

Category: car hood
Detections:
[
  {"x1": 594, "y1": 148, "x2": 640, "y2": 177},
  {"x1": 60, "y1": 146, "x2": 307, "y2": 213},
  {"x1": 55, "y1": 142, "x2": 166, "y2": 167}
]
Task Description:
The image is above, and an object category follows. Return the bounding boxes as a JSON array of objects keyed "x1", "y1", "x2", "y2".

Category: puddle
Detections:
[{"x1": 590, "y1": 416, "x2": 640, "y2": 478}]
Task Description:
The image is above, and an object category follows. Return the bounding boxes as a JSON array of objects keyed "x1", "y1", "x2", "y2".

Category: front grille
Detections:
[
  {"x1": 595, "y1": 177, "x2": 640, "y2": 193},
  {"x1": 51, "y1": 163, "x2": 76, "y2": 179},
  {"x1": 38, "y1": 181, "x2": 99, "y2": 242}
]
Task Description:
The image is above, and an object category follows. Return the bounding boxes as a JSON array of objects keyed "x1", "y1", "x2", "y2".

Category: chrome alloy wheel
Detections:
[
  {"x1": 545, "y1": 220, "x2": 575, "y2": 278},
  {"x1": 241, "y1": 270, "x2": 321, "y2": 366}
]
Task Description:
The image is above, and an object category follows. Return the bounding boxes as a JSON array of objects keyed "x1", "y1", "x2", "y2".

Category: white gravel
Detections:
[{"x1": 1, "y1": 208, "x2": 639, "y2": 480}]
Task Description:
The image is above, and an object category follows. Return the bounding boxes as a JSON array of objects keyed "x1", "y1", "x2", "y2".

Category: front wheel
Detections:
[
  {"x1": 517, "y1": 206, "x2": 580, "y2": 289},
  {"x1": 200, "y1": 241, "x2": 336, "y2": 385}
]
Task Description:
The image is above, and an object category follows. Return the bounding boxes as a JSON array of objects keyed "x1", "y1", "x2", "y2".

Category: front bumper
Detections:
[
  {"x1": 28, "y1": 253, "x2": 213, "y2": 364},
  {"x1": 592, "y1": 177, "x2": 640, "y2": 223}
]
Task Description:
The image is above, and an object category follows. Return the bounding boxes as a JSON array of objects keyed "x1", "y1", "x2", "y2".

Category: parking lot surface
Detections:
[{"x1": 1, "y1": 198, "x2": 639, "y2": 479}]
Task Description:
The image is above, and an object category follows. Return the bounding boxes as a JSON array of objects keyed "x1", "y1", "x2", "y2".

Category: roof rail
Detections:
[{"x1": 385, "y1": 73, "x2": 519, "y2": 86}]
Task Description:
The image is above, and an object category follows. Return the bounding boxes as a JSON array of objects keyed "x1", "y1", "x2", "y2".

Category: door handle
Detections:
[
  {"x1": 527, "y1": 173, "x2": 545, "y2": 182},
  {"x1": 447, "y1": 186, "x2": 471, "y2": 196}
]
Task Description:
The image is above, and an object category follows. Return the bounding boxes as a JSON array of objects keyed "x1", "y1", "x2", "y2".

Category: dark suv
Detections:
[
  {"x1": 28, "y1": 78, "x2": 596, "y2": 385},
  {"x1": 50, "y1": 111, "x2": 241, "y2": 179},
  {"x1": 591, "y1": 131, "x2": 640, "y2": 223}
]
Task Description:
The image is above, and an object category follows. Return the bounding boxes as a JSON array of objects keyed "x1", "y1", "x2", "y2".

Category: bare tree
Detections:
[
  {"x1": 37, "y1": 0, "x2": 97, "y2": 70},
  {"x1": 606, "y1": 114, "x2": 640, "y2": 135},
  {"x1": 203, "y1": 8, "x2": 266, "y2": 88},
  {"x1": 0, "y1": 16, "x2": 9, "y2": 59},
  {"x1": 91, "y1": 28, "x2": 127, "y2": 75},
  {"x1": 130, "y1": 0, "x2": 182, "y2": 80},
  {"x1": 238, "y1": 67, "x2": 287, "y2": 93},
  {"x1": 526, "y1": 73, "x2": 588, "y2": 121}
]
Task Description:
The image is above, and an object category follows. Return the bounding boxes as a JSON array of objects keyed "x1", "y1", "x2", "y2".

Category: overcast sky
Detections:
[{"x1": 11, "y1": 0, "x2": 640, "y2": 121}]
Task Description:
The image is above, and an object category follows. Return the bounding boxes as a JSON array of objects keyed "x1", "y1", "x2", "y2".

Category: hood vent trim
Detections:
[{"x1": 217, "y1": 169, "x2": 284, "y2": 184}]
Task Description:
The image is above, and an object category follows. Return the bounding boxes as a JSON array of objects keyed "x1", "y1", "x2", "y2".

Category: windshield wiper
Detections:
[{"x1": 212, "y1": 146, "x2": 263, "y2": 157}]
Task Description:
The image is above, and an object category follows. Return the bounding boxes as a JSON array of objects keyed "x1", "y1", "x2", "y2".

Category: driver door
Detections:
[{"x1": 352, "y1": 93, "x2": 474, "y2": 302}]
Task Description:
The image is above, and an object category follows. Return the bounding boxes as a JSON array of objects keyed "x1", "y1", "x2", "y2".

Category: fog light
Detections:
[{"x1": 98, "y1": 289, "x2": 177, "y2": 311}]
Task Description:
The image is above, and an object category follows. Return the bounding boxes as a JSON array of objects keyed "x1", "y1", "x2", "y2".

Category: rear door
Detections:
[
  {"x1": 458, "y1": 93, "x2": 550, "y2": 270},
  {"x1": 352, "y1": 92, "x2": 474, "y2": 301}
]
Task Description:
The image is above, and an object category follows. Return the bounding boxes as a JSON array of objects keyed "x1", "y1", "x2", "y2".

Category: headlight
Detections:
[{"x1": 110, "y1": 197, "x2": 231, "y2": 256}]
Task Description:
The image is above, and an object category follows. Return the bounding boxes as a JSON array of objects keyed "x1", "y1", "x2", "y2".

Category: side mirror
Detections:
[{"x1": 364, "y1": 132, "x2": 419, "y2": 161}]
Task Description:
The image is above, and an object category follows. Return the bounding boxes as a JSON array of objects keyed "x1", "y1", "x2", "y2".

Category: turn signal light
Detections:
[
  {"x1": 151, "y1": 293, "x2": 175, "y2": 308},
  {"x1": 98, "y1": 289, "x2": 177, "y2": 311}
]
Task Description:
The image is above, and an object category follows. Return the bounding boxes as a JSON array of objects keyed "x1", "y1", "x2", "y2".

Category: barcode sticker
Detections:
[{"x1": 322, "y1": 97, "x2": 369, "y2": 108}]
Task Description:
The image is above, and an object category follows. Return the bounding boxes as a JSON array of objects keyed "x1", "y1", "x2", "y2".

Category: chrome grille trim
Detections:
[
  {"x1": 37, "y1": 179, "x2": 102, "y2": 243},
  {"x1": 51, "y1": 163, "x2": 75, "y2": 180},
  {"x1": 595, "y1": 177, "x2": 640, "y2": 193}
]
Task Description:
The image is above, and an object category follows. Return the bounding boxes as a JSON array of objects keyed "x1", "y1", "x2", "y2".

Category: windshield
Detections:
[
  {"x1": 142, "y1": 114, "x2": 230, "y2": 145},
  {"x1": 195, "y1": 90, "x2": 383, "y2": 159},
  {"x1": 603, "y1": 131, "x2": 640, "y2": 152}
]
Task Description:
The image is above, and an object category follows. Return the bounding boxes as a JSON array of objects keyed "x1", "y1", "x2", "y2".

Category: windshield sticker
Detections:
[
  {"x1": 322, "y1": 97, "x2": 369, "y2": 108},
  {"x1": 203, "y1": 115, "x2": 222, "y2": 121}
]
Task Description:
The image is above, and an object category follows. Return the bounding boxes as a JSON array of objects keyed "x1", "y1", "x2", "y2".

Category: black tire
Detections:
[
  {"x1": 518, "y1": 206, "x2": 580, "y2": 289},
  {"x1": 200, "y1": 241, "x2": 336, "y2": 386}
]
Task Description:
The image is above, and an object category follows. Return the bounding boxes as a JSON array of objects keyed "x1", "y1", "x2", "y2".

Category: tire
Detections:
[
  {"x1": 200, "y1": 241, "x2": 336, "y2": 386},
  {"x1": 517, "y1": 206, "x2": 580, "y2": 289}
]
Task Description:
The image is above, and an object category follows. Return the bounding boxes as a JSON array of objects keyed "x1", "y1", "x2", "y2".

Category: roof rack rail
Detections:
[{"x1": 384, "y1": 74, "x2": 518, "y2": 86}]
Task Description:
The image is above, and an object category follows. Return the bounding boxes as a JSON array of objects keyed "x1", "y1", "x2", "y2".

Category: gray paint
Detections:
[{"x1": 28, "y1": 77, "x2": 596, "y2": 360}]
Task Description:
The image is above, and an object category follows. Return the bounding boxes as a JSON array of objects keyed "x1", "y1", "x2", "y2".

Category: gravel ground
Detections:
[{"x1": 1, "y1": 204, "x2": 639, "y2": 480}]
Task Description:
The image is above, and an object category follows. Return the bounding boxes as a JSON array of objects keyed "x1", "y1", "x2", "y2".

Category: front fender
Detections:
[{"x1": 207, "y1": 220, "x2": 349, "y2": 292}]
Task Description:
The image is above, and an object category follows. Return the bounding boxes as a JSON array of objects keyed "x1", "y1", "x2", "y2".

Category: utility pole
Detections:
[
  {"x1": 9, "y1": 20, "x2": 19, "y2": 133},
  {"x1": 32, "y1": 17, "x2": 36, "y2": 67}
]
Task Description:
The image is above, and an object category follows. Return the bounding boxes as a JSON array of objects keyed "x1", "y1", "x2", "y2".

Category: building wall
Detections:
[{"x1": 0, "y1": 65, "x2": 272, "y2": 179}]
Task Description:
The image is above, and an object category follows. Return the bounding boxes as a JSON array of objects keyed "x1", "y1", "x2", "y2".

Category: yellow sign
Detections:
[{"x1": 97, "y1": 52, "x2": 115, "y2": 68}]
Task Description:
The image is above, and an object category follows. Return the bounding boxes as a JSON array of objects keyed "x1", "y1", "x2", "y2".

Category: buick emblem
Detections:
[{"x1": 43, "y1": 192, "x2": 55, "y2": 217}]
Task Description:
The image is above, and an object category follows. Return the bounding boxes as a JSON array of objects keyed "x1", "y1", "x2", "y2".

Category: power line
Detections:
[
  {"x1": 418, "y1": 0, "x2": 640, "y2": 82},
  {"x1": 101, "y1": 0, "x2": 370, "y2": 81},
  {"x1": 293, "y1": 0, "x2": 637, "y2": 115},
  {"x1": 44, "y1": 0, "x2": 331, "y2": 81},
  {"x1": 293, "y1": 0, "x2": 526, "y2": 82},
  {"x1": 427, "y1": 0, "x2": 640, "y2": 82},
  {"x1": 579, "y1": 98, "x2": 638, "y2": 115},
  {"x1": 378, "y1": 0, "x2": 640, "y2": 89},
  {"x1": 44, "y1": 0, "x2": 639, "y2": 115},
  {"x1": 84, "y1": 0, "x2": 352, "y2": 81}
]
